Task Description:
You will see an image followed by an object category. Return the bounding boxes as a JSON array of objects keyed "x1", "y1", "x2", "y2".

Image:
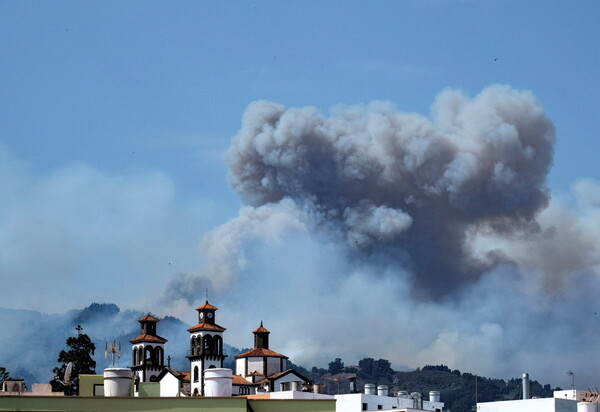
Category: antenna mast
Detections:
[{"x1": 104, "y1": 340, "x2": 122, "y2": 367}]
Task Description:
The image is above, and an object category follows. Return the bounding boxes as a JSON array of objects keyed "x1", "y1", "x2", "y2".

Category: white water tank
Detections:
[
  {"x1": 204, "y1": 368, "x2": 232, "y2": 397},
  {"x1": 377, "y1": 385, "x2": 389, "y2": 396},
  {"x1": 429, "y1": 391, "x2": 441, "y2": 402},
  {"x1": 578, "y1": 402, "x2": 597, "y2": 412},
  {"x1": 365, "y1": 383, "x2": 376, "y2": 395},
  {"x1": 398, "y1": 390, "x2": 409, "y2": 398},
  {"x1": 313, "y1": 384, "x2": 323, "y2": 394},
  {"x1": 103, "y1": 368, "x2": 132, "y2": 397}
]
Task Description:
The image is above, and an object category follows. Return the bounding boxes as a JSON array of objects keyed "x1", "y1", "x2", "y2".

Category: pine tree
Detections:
[
  {"x1": 50, "y1": 325, "x2": 96, "y2": 395},
  {"x1": 0, "y1": 366, "x2": 9, "y2": 384}
]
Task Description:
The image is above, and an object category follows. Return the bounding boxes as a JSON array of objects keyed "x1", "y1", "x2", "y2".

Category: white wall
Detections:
[
  {"x1": 236, "y1": 358, "x2": 246, "y2": 376},
  {"x1": 267, "y1": 357, "x2": 282, "y2": 376},
  {"x1": 478, "y1": 398, "x2": 578, "y2": 412},
  {"x1": 159, "y1": 373, "x2": 180, "y2": 397},
  {"x1": 247, "y1": 357, "x2": 264, "y2": 375},
  {"x1": 273, "y1": 374, "x2": 308, "y2": 392},
  {"x1": 335, "y1": 393, "x2": 443, "y2": 412}
]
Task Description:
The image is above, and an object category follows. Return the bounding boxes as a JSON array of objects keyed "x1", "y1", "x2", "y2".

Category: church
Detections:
[{"x1": 129, "y1": 300, "x2": 310, "y2": 397}]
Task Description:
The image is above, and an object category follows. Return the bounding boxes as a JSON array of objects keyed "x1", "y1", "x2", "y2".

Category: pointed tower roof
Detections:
[
  {"x1": 253, "y1": 321, "x2": 270, "y2": 334},
  {"x1": 196, "y1": 301, "x2": 218, "y2": 311},
  {"x1": 138, "y1": 314, "x2": 159, "y2": 323}
]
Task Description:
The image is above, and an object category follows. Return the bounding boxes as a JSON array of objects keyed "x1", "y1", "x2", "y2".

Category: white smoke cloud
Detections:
[{"x1": 0, "y1": 145, "x2": 211, "y2": 313}]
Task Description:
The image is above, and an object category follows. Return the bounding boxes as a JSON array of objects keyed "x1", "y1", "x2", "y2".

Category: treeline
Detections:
[{"x1": 293, "y1": 360, "x2": 561, "y2": 412}]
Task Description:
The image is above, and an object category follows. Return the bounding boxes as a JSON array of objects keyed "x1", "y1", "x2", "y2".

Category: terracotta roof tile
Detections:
[
  {"x1": 138, "y1": 314, "x2": 159, "y2": 323},
  {"x1": 130, "y1": 334, "x2": 168, "y2": 344},
  {"x1": 252, "y1": 322, "x2": 270, "y2": 334},
  {"x1": 196, "y1": 301, "x2": 218, "y2": 311},
  {"x1": 179, "y1": 371, "x2": 191, "y2": 383},
  {"x1": 234, "y1": 348, "x2": 288, "y2": 359},
  {"x1": 187, "y1": 323, "x2": 226, "y2": 333},
  {"x1": 232, "y1": 374, "x2": 254, "y2": 385}
]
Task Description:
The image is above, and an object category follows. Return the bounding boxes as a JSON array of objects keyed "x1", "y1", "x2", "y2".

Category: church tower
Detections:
[
  {"x1": 187, "y1": 301, "x2": 227, "y2": 396},
  {"x1": 130, "y1": 315, "x2": 167, "y2": 383}
]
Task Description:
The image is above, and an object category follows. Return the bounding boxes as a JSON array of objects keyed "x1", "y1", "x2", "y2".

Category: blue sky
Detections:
[{"x1": 2, "y1": 1, "x2": 600, "y2": 387}]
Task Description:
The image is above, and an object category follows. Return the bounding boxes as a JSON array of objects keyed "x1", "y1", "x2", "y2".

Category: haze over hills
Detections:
[
  {"x1": 0, "y1": 302, "x2": 562, "y2": 412},
  {"x1": 0, "y1": 303, "x2": 246, "y2": 386}
]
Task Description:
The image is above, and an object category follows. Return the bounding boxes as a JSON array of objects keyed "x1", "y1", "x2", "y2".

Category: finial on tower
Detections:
[{"x1": 205, "y1": 288, "x2": 209, "y2": 302}]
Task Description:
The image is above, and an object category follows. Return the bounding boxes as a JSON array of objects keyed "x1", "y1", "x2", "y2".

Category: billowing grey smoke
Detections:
[{"x1": 225, "y1": 85, "x2": 555, "y2": 296}]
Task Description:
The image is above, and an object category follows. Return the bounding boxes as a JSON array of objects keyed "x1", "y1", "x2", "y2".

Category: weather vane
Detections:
[{"x1": 104, "y1": 340, "x2": 121, "y2": 367}]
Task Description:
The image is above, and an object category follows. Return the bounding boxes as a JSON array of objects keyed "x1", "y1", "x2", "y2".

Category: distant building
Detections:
[
  {"x1": 233, "y1": 322, "x2": 311, "y2": 394},
  {"x1": 477, "y1": 388, "x2": 599, "y2": 412}
]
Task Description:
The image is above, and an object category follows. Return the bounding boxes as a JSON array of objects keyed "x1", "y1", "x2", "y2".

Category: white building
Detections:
[
  {"x1": 129, "y1": 315, "x2": 167, "y2": 384},
  {"x1": 186, "y1": 301, "x2": 227, "y2": 396},
  {"x1": 233, "y1": 322, "x2": 311, "y2": 394},
  {"x1": 477, "y1": 389, "x2": 600, "y2": 412},
  {"x1": 335, "y1": 390, "x2": 444, "y2": 412},
  {"x1": 155, "y1": 367, "x2": 190, "y2": 397}
]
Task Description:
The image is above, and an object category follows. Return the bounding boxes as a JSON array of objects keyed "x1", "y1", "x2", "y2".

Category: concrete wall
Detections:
[
  {"x1": 139, "y1": 382, "x2": 160, "y2": 397},
  {"x1": 79, "y1": 375, "x2": 104, "y2": 397},
  {"x1": 0, "y1": 395, "x2": 335, "y2": 412}
]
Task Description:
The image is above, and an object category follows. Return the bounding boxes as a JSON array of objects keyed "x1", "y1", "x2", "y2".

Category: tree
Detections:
[
  {"x1": 50, "y1": 325, "x2": 96, "y2": 395},
  {"x1": 328, "y1": 358, "x2": 345, "y2": 375},
  {"x1": 0, "y1": 366, "x2": 9, "y2": 384}
]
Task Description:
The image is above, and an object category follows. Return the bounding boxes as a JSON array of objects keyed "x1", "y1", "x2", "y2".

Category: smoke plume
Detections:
[{"x1": 224, "y1": 85, "x2": 555, "y2": 296}]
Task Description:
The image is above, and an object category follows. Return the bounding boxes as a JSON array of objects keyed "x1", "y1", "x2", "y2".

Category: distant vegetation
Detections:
[{"x1": 291, "y1": 361, "x2": 561, "y2": 412}]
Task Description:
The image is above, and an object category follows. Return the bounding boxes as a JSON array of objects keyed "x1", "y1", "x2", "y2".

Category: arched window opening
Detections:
[
  {"x1": 214, "y1": 335, "x2": 223, "y2": 355},
  {"x1": 203, "y1": 335, "x2": 214, "y2": 355},
  {"x1": 194, "y1": 366, "x2": 199, "y2": 382},
  {"x1": 155, "y1": 347, "x2": 164, "y2": 366},
  {"x1": 193, "y1": 388, "x2": 199, "y2": 396},
  {"x1": 150, "y1": 375, "x2": 157, "y2": 382},
  {"x1": 132, "y1": 349, "x2": 137, "y2": 365},
  {"x1": 145, "y1": 346, "x2": 155, "y2": 365},
  {"x1": 208, "y1": 365, "x2": 216, "y2": 369},
  {"x1": 138, "y1": 347, "x2": 143, "y2": 365}
]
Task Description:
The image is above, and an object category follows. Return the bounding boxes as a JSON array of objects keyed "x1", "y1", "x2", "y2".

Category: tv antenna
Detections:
[
  {"x1": 567, "y1": 371, "x2": 575, "y2": 389},
  {"x1": 105, "y1": 340, "x2": 121, "y2": 367}
]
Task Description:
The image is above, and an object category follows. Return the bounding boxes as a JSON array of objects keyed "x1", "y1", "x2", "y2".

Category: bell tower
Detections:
[
  {"x1": 187, "y1": 301, "x2": 227, "y2": 396},
  {"x1": 130, "y1": 315, "x2": 167, "y2": 384},
  {"x1": 253, "y1": 322, "x2": 270, "y2": 349}
]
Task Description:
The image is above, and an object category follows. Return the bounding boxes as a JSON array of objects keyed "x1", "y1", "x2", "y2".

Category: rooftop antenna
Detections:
[
  {"x1": 567, "y1": 371, "x2": 575, "y2": 389},
  {"x1": 64, "y1": 362, "x2": 73, "y2": 385},
  {"x1": 54, "y1": 361, "x2": 74, "y2": 394},
  {"x1": 104, "y1": 340, "x2": 121, "y2": 367}
]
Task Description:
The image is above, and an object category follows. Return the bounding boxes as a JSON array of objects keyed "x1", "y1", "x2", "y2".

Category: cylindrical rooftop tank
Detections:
[
  {"x1": 291, "y1": 381, "x2": 300, "y2": 392},
  {"x1": 313, "y1": 384, "x2": 323, "y2": 394},
  {"x1": 429, "y1": 391, "x2": 441, "y2": 402},
  {"x1": 365, "y1": 383, "x2": 376, "y2": 395},
  {"x1": 204, "y1": 368, "x2": 232, "y2": 397},
  {"x1": 103, "y1": 368, "x2": 132, "y2": 397},
  {"x1": 522, "y1": 373, "x2": 530, "y2": 400},
  {"x1": 578, "y1": 402, "x2": 597, "y2": 412},
  {"x1": 397, "y1": 390, "x2": 409, "y2": 398},
  {"x1": 377, "y1": 385, "x2": 389, "y2": 397}
]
